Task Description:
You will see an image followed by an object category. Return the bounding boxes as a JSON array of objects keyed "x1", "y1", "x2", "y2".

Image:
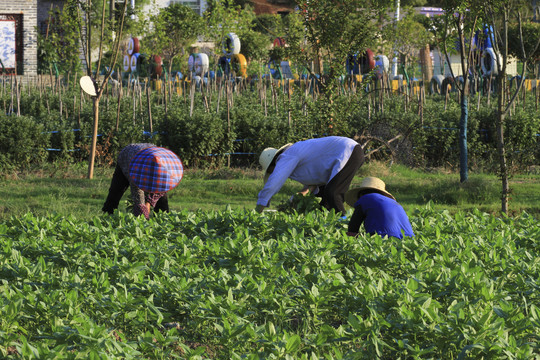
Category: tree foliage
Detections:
[
  {"x1": 282, "y1": 0, "x2": 380, "y2": 133},
  {"x1": 203, "y1": 0, "x2": 256, "y2": 60},
  {"x1": 146, "y1": 3, "x2": 204, "y2": 74},
  {"x1": 382, "y1": 8, "x2": 431, "y2": 71},
  {"x1": 37, "y1": 0, "x2": 82, "y2": 75}
]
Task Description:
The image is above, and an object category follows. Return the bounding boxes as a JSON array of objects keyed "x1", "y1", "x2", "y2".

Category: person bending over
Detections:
[
  {"x1": 345, "y1": 177, "x2": 414, "y2": 239},
  {"x1": 102, "y1": 143, "x2": 183, "y2": 219},
  {"x1": 256, "y1": 136, "x2": 364, "y2": 215}
]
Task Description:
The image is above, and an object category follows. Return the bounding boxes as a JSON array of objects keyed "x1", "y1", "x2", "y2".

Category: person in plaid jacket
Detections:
[{"x1": 102, "y1": 143, "x2": 183, "y2": 219}]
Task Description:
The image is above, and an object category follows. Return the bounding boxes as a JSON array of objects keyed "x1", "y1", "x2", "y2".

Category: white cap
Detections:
[
  {"x1": 259, "y1": 143, "x2": 293, "y2": 183},
  {"x1": 259, "y1": 147, "x2": 278, "y2": 173}
]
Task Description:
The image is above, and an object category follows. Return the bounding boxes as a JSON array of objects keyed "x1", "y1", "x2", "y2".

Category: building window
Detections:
[{"x1": 0, "y1": 14, "x2": 23, "y2": 74}]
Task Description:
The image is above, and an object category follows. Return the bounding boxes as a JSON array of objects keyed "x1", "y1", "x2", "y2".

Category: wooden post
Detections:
[
  {"x1": 146, "y1": 80, "x2": 153, "y2": 134},
  {"x1": 216, "y1": 77, "x2": 222, "y2": 114},
  {"x1": 535, "y1": 80, "x2": 538, "y2": 111},
  {"x1": 16, "y1": 76, "x2": 21, "y2": 116},
  {"x1": 487, "y1": 74, "x2": 492, "y2": 107},
  {"x1": 78, "y1": 89, "x2": 82, "y2": 128},
  {"x1": 288, "y1": 84, "x2": 292, "y2": 128},
  {"x1": 9, "y1": 76, "x2": 14, "y2": 115},
  {"x1": 115, "y1": 82, "x2": 122, "y2": 131},
  {"x1": 133, "y1": 83, "x2": 137, "y2": 124},
  {"x1": 189, "y1": 78, "x2": 195, "y2": 117}
]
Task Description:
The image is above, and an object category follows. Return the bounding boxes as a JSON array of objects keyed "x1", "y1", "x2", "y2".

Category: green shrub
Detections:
[
  {"x1": 0, "y1": 80, "x2": 538, "y2": 172},
  {"x1": 158, "y1": 106, "x2": 232, "y2": 168},
  {"x1": 0, "y1": 115, "x2": 49, "y2": 169}
]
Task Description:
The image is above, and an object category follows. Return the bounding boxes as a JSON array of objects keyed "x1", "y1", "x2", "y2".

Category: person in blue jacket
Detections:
[
  {"x1": 256, "y1": 136, "x2": 364, "y2": 215},
  {"x1": 345, "y1": 177, "x2": 414, "y2": 239}
]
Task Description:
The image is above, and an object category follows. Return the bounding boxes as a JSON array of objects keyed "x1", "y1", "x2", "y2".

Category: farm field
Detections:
[
  {"x1": 0, "y1": 163, "x2": 539, "y2": 358},
  {"x1": 0, "y1": 204, "x2": 539, "y2": 358},
  {"x1": 1, "y1": 0, "x2": 539, "y2": 356}
]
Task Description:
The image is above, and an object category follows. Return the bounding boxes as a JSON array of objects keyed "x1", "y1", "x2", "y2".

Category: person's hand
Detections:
[
  {"x1": 256, "y1": 204, "x2": 265, "y2": 213},
  {"x1": 298, "y1": 185, "x2": 317, "y2": 196},
  {"x1": 346, "y1": 232, "x2": 358, "y2": 237}
]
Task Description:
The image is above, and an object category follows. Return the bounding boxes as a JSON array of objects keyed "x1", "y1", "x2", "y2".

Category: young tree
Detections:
[
  {"x1": 78, "y1": 0, "x2": 129, "y2": 179},
  {"x1": 147, "y1": 3, "x2": 204, "y2": 77},
  {"x1": 484, "y1": 0, "x2": 540, "y2": 213},
  {"x1": 383, "y1": 9, "x2": 431, "y2": 77},
  {"x1": 285, "y1": 0, "x2": 380, "y2": 133},
  {"x1": 436, "y1": 0, "x2": 485, "y2": 183},
  {"x1": 507, "y1": 21, "x2": 540, "y2": 77},
  {"x1": 37, "y1": 0, "x2": 82, "y2": 78},
  {"x1": 203, "y1": 0, "x2": 256, "y2": 66}
]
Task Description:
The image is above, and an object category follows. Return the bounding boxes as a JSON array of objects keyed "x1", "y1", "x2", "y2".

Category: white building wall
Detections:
[{"x1": 150, "y1": 0, "x2": 206, "y2": 16}]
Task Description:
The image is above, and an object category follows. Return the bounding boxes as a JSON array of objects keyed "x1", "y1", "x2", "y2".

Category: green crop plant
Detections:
[{"x1": 0, "y1": 206, "x2": 538, "y2": 358}]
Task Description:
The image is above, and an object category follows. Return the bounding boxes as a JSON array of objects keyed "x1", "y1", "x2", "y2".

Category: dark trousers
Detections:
[
  {"x1": 102, "y1": 165, "x2": 169, "y2": 214},
  {"x1": 318, "y1": 145, "x2": 364, "y2": 215}
]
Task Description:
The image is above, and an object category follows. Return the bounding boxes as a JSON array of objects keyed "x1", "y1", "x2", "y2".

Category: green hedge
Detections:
[
  {"x1": 0, "y1": 115, "x2": 49, "y2": 169},
  {"x1": 0, "y1": 84, "x2": 538, "y2": 172}
]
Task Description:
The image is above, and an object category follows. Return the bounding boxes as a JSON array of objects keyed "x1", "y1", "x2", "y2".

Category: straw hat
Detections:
[
  {"x1": 129, "y1": 147, "x2": 183, "y2": 193},
  {"x1": 259, "y1": 143, "x2": 292, "y2": 182},
  {"x1": 345, "y1": 177, "x2": 395, "y2": 207},
  {"x1": 79, "y1": 76, "x2": 97, "y2": 96}
]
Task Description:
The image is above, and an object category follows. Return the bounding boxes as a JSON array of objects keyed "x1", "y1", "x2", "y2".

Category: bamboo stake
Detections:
[
  {"x1": 216, "y1": 77, "x2": 222, "y2": 114},
  {"x1": 264, "y1": 79, "x2": 268, "y2": 117},
  {"x1": 138, "y1": 81, "x2": 143, "y2": 114},
  {"x1": 59, "y1": 90, "x2": 63, "y2": 118},
  {"x1": 163, "y1": 76, "x2": 168, "y2": 114},
  {"x1": 9, "y1": 76, "x2": 14, "y2": 115},
  {"x1": 189, "y1": 78, "x2": 195, "y2": 117},
  {"x1": 288, "y1": 86, "x2": 292, "y2": 128},
  {"x1": 16, "y1": 76, "x2": 21, "y2": 116},
  {"x1": 183, "y1": 78, "x2": 187, "y2": 106},
  {"x1": 367, "y1": 91, "x2": 371, "y2": 122},
  {"x1": 146, "y1": 80, "x2": 153, "y2": 134},
  {"x1": 535, "y1": 80, "x2": 538, "y2": 111},
  {"x1": 78, "y1": 89, "x2": 82, "y2": 128},
  {"x1": 115, "y1": 83, "x2": 122, "y2": 131},
  {"x1": 202, "y1": 73, "x2": 209, "y2": 112},
  {"x1": 207, "y1": 75, "x2": 213, "y2": 108},
  {"x1": 487, "y1": 74, "x2": 492, "y2": 107},
  {"x1": 133, "y1": 84, "x2": 137, "y2": 124}
]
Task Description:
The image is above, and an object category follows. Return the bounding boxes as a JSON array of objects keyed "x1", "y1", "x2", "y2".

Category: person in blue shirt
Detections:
[
  {"x1": 256, "y1": 136, "x2": 364, "y2": 215},
  {"x1": 345, "y1": 177, "x2": 414, "y2": 239}
]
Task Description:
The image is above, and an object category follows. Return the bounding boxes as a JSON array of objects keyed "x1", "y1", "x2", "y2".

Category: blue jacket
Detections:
[{"x1": 348, "y1": 193, "x2": 414, "y2": 239}]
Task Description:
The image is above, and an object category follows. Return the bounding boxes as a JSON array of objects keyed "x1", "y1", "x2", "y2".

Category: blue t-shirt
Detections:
[{"x1": 348, "y1": 193, "x2": 414, "y2": 239}]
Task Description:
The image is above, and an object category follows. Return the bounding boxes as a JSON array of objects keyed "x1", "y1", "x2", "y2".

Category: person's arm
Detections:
[
  {"x1": 130, "y1": 185, "x2": 149, "y2": 219},
  {"x1": 257, "y1": 154, "x2": 300, "y2": 208},
  {"x1": 347, "y1": 206, "x2": 366, "y2": 236}
]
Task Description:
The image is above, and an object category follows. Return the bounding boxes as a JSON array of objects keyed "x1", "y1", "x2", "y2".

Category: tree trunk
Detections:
[
  {"x1": 459, "y1": 95, "x2": 468, "y2": 182},
  {"x1": 496, "y1": 78, "x2": 509, "y2": 213},
  {"x1": 87, "y1": 96, "x2": 100, "y2": 179}
]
